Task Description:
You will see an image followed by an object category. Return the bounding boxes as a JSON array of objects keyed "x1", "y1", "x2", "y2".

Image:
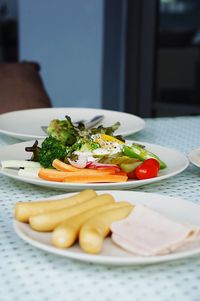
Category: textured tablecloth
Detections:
[{"x1": 0, "y1": 116, "x2": 200, "y2": 301}]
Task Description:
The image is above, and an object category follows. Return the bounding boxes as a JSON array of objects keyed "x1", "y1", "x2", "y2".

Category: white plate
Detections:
[
  {"x1": 188, "y1": 148, "x2": 200, "y2": 168},
  {"x1": 13, "y1": 190, "x2": 200, "y2": 265},
  {"x1": 0, "y1": 107, "x2": 145, "y2": 140},
  {"x1": 0, "y1": 139, "x2": 188, "y2": 191}
]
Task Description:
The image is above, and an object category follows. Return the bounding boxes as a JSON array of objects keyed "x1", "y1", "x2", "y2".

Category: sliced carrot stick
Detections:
[
  {"x1": 52, "y1": 159, "x2": 120, "y2": 174},
  {"x1": 38, "y1": 168, "x2": 118, "y2": 182},
  {"x1": 63, "y1": 169, "x2": 116, "y2": 175},
  {"x1": 114, "y1": 171, "x2": 128, "y2": 176},
  {"x1": 52, "y1": 159, "x2": 79, "y2": 172},
  {"x1": 63, "y1": 174, "x2": 128, "y2": 183},
  {"x1": 39, "y1": 169, "x2": 70, "y2": 182}
]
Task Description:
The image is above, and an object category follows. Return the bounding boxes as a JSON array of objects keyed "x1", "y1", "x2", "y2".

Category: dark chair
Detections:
[{"x1": 0, "y1": 61, "x2": 52, "y2": 114}]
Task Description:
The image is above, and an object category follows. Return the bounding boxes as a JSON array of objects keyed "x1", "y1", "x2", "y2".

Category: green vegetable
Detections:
[
  {"x1": 99, "y1": 155, "x2": 137, "y2": 165},
  {"x1": 123, "y1": 144, "x2": 167, "y2": 169},
  {"x1": 120, "y1": 161, "x2": 142, "y2": 173},
  {"x1": 64, "y1": 138, "x2": 100, "y2": 158},
  {"x1": 46, "y1": 115, "x2": 121, "y2": 147},
  {"x1": 26, "y1": 137, "x2": 67, "y2": 168},
  {"x1": 47, "y1": 115, "x2": 78, "y2": 146},
  {"x1": 90, "y1": 122, "x2": 121, "y2": 137},
  {"x1": 39, "y1": 137, "x2": 67, "y2": 168},
  {"x1": 79, "y1": 139, "x2": 100, "y2": 152}
]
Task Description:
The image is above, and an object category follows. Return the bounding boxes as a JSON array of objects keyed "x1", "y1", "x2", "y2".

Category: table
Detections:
[{"x1": 0, "y1": 116, "x2": 200, "y2": 301}]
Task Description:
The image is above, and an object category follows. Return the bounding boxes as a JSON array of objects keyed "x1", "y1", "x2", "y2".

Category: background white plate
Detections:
[
  {"x1": 13, "y1": 190, "x2": 200, "y2": 265},
  {"x1": 0, "y1": 107, "x2": 145, "y2": 140},
  {"x1": 188, "y1": 148, "x2": 200, "y2": 168},
  {"x1": 0, "y1": 140, "x2": 188, "y2": 191}
]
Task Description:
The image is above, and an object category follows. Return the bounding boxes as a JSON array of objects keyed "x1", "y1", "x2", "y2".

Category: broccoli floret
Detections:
[
  {"x1": 39, "y1": 137, "x2": 67, "y2": 168},
  {"x1": 47, "y1": 115, "x2": 79, "y2": 146},
  {"x1": 25, "y1": 137, "x2": 67, "y2": 168}
]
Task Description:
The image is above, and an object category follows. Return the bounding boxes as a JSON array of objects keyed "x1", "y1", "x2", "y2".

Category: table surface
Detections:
[{"x1": 0, "y1": 116, "x2": 200, "y2": 301}]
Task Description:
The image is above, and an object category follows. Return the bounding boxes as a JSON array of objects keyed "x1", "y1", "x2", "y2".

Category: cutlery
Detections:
[
  {"x1": 41, "y1": 115, "x2": 104, "y2": 134},
  {"x1": 84, "y1": 115, "x2": 104, "y2": 129}
]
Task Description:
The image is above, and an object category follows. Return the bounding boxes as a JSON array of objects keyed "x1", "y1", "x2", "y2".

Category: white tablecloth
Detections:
[{"x1": 0, "y1": 116, "x2": 200, "y2": 301}]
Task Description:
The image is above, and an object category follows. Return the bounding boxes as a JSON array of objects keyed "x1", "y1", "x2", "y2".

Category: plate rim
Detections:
[
  {"x1": 0, "y1": 139, "x2": 189, "y2": 190},
  {"x1": 13, "y1": 190, "x2": 200, "y2": 265},
  {"x1": 0, "y1": 107, "x2": 145, "y2": 139},
  {"x1": 188, "y1": 148, "x2": 200, "y2": 168}
]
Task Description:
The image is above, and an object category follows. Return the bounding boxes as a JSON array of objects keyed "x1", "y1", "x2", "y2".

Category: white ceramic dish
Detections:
[
  {"x1": 13, "y1": 190, "x2": 200, "y2": 265},
  {"x1": 188, "y1": 148, "x2": 200, "y2": 168},
  {"x1": 0, "y1": 139, "x2": 188, "y2": 191},
  {"x1": 0, "y1": 107, "x2": 145, "y2": 140}
]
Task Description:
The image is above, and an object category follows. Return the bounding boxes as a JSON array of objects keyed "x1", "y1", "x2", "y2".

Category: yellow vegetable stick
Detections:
[
  {"x1": 52, "y1": 201, "x2": 131, "y2": 248},
  {"x1": 99, "y1": 134, "x2": 124, "y2": 144},
  {"x1": 29, "y1": 194, "x2": 115, "y2": 232},
  {"x1": 79, "y1": 205, "x2": 133, "y2": 254},
  {"x1": 15, "y1": 189, "x2": 97, "y2": 222}
]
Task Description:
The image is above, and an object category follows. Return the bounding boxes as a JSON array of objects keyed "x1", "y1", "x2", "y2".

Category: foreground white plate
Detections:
[
  {"x1": 14, "y1": 190, "x2": 200, "y2": 265},
  {"x1": 188, "y1": 148, "x2": 200, "y2": 168},
  {"x1": 0, "y1": 139, "x2": 188, "y2": 191},
  {"x1": 0, "y1": 107, "x2": 145, "y2": 140}
]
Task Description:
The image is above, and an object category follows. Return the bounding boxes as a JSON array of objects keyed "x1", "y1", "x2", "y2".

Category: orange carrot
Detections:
[
  {"x1": 38, "y1": 168, "x2": 119, "y2": 182},
  {"x1": 39, "y1": 169, "x2": 71, "y2": 182},
  {"x1": 52, "y1": 159, "x2": 120, "y2": 174},
  {"x1": 69, "y1": 169, "x2": 117, "y2": 175},
  {"x1": 63, "y1": 174, "x2": 128, "y2": 183},
  {"x1": 115, "y1": 171, "x2": 128, "y2": 176},
  {"x1": 52, "y1": 159, "x2": 79, "y2": 172}
]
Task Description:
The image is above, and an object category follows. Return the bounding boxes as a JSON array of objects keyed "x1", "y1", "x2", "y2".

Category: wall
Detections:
[{"x1": 18, "y1": 0, "x2": 103, "y2": 108}]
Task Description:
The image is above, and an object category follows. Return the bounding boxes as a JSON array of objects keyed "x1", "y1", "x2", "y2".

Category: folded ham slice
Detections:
[{"x1": 111, "y1": 205, "x2": 200, "y2": 256}]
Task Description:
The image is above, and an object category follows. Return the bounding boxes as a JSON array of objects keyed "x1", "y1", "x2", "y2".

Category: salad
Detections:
[{"x1": 21, "y1": 115, "x2": 167, "y2": 183}]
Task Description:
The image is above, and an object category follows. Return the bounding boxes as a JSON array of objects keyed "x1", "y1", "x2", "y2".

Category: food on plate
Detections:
[
  {"x1": 25, "y1": 117, "x2": 122, "y2": 169},
  {"x1": 123, "y1": 145, "x2": 166, "y2": 169},
  {"x1": 25, "y1": 137, "x2": 67, "y2": 168},
  {"x1": 14, "y1": 189, "x2": 200, "y2": 256},
  {"x1": 52, "y1": 201, "x2": 130, "y2": 248},
  {"x1": 62, "y1": 174, "x2": 128, "y2": 183},
  {"x1": 29, "y1": 193, "x2": 115, "y2": 232},
  {"x1": 79, "y1": 205, "x2": 133, "y2": 254},
  {"x1": 134, "y1": 158, "x2": 160, "y2": 180},
  {"x1": 47, "y1": 116, "x2": 121, "y2": 145},
  {"x1": 111, "y1": 205, "x2": 200, "y2": 256},
  {"x1": 14, "y1": 189, "x2": 97, "y2": 222},
  {"x1": 52, "y1": 159, "x2": 80, "y2": 171},
  {"x1": 17, "y1": 115, "x2": 166, "y2": 183},
  {"x1": 38, "y1": 166, "x2": 126, "y2": 182},
  {"x1": 0, "y1": 160, "x2": 41, "y2": 169}
]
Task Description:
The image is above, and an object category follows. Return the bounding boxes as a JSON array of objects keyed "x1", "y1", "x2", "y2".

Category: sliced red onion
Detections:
[
  {"x1": 86, "y1": 161, "x2": 121, "y2": 171},
  {"x1": 68, "y1": 154, "x2": 87, "y2": 169}
]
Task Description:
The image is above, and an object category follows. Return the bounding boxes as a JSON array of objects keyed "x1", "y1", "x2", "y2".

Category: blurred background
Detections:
[{"x1": 0, "y1": 0, "x2": 200, "y2": 117}]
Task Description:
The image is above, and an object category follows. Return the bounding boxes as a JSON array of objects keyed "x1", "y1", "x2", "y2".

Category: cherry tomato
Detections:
[
  {"x1": 144, "y1": 158, "x2": 160, "y2": 169},
  {"x1": 135, "y1": 158, "x2": 159, "y2": 180},
  {"x1": 127, "y1": 170, "x2": 136, "y2": 179}
]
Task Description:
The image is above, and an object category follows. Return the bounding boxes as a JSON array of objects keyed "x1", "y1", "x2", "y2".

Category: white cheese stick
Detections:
[
  {"x1": 18, "y1": 167, "x2": 41, "y2": 179},
  {"x1": 1, "y1": 160, "x2": 41, "y2": 169}
]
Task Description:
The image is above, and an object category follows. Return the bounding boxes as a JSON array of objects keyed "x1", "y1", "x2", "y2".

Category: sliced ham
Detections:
[{"x1": 111, "y1": 205, "x2": 200, "y2": 256}]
